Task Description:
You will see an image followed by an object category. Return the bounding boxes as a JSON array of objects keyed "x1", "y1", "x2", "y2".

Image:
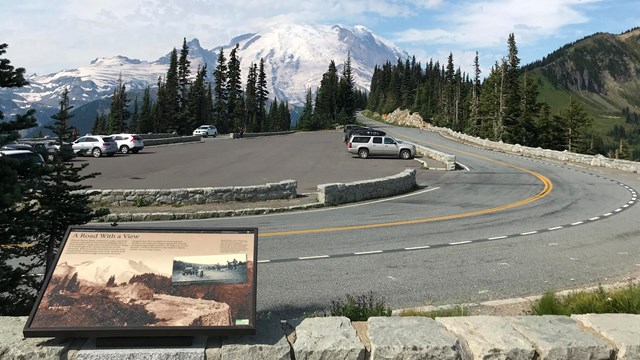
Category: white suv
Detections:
[
  {"x1": 193, "y1": 125, "x2": 218, "y2": 137},
  {"x1": 72, "y1": 135, "x2": 118, "y2": 157},
  {"x1": 110, "y1": 133, "x2": 144, "y2": 154},
  {"x1": 347, "y1": 135, "x2": 416, "y2": 160}
]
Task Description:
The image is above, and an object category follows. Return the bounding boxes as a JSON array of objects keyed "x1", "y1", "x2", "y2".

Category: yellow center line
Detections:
[{"x1": 262, "y1": 129, "x2": 552, "y2": 237}]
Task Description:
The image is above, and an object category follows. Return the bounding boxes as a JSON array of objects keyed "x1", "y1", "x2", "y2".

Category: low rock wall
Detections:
[
  {"x1": 415, "y1": 145, "x2": 456, "y2": 170},
  {"x1": 77, "y1": 180, "x2": 298, "y2": 207},
  {"x1": 3, "y1": 314, "x2": 639, "y2": 359},
  {"x1": 430, "y1": 125, "x2": 640, "y2": 173},
  {"x1": 317, "y1": 169, "x2": 417, "y2": 206},
  {"x1": 143, "y1": 135, "x2": 201, "y2": 146},
  {"x1": 379, "y1": 108, "x2": 640, "y2": 173}
]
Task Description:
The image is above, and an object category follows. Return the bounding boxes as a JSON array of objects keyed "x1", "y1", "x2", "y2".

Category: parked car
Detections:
[
  {"x1": 1, "y1": 141, "x2": 34, "y2": 151},
  {"x1": 72, "y1": 135, "x2": 118, "y2": 157},
  {"x1": 0, "y1": 149, "x2": 45, "y2": 165},
  {"x1": 110, "y1": 133, "x2": 145, "y2": 154},
  {"x1": 29, "y1": 140, "x2": 74, "y2": 161},
  {"x1": 193, "y1": 125, "x2": 218, "y2": 137},
  {"x1": 347, "y1": 135, "x2": 416, "y2": 160}
]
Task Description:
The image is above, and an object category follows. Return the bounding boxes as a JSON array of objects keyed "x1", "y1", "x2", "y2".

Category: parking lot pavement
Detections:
[{"x1": 77, "y1": 131, "x2": 425, "y2": 193}]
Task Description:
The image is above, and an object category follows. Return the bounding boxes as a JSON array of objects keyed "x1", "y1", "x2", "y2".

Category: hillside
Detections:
[
  {"x1": 524, "y1": 28, "x2": 640, "y2": 116},
  {"x1": 522, "y1": 27, "x2": 640, "y2": 159}
]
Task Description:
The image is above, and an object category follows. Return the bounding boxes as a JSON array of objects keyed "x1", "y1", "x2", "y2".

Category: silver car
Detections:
[
  {"x1": 110, "y1": 133, "x2": 145, "y2": 154},
  {"x1": 72, "y1": 135, "x2": 118, "y2": 157},
  {"x1": 347, "y1": 135, "x2": 416, "y2": 160}
]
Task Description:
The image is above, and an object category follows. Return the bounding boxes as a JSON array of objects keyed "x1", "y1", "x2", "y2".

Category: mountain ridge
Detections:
[{"x1": 0, "y1": 23, "x2": 407, "y2": 134}]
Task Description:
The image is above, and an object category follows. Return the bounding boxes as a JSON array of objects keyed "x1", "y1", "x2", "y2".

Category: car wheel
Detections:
[
  {"x1": 400, "y1": 149, "x2": 412, "y2": 160},
  {"x1": 120, "y1": 145, "x2": 129, "y2": 154},
  {"x1": 47, "y1": 154, "x2": 54, "y2": 162},
  {"x1": 358, "y1": 148, "x2": 369, "y2": 159},
  {"x1": 92, "y1": 148, "x2": 102, "y2": 158}
]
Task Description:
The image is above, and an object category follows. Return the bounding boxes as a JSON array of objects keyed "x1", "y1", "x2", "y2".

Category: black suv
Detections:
[{"x1": 344, "y1": 127, "x2": 386, "y2": 142}]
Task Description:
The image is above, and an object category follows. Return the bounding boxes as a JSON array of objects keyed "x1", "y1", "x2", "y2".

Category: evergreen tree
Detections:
[
  {"x1": 213, "y1": 48, "x2": 229, "y2": 132},
  {"x1": 139, "y1": 86, "x2": 154, "y2": 133},
  {"x1": 91, "y1": 113, "x2": 107, "y2": 134},
  {"x1": 227, "y1": 44, "x2": 244, "y2": 131},
  {"x1": 41, "y1": 89, "x2": 108, "y2": 271},
  {"x1": 245, "y1": 63, "x2": 257, "y2": 132},
  {"x1": 502, "y1": 33, "x2": 522, "y2": 142},
  {"x1": 107, "y1": 74, "x2": 130, "y2": 134},
  {"x1": 297, "y1": 87, "x2": 314, "y2": 130},
  {"x1": 164, "y1": 49, "x2": 180, "y2": 133},
  {"x1": 555, "y1": 97, "x2": 592, "y2": 152},
  {"x1": 130, "y1": 95, "x2": 140, "y2": 133},
  {"x1": 256, "y1": 58, "x2": 269, "y2": 132},
  {"x1": 266, "y1": 97, "x2": 278, "y2": 132},
  {"x1": 176, "y1": 38, "x2": 191, "y2": 134},
  {"x1": 186, "y1": 65, "x2": 212, "y2": 131},
  {"x1": 278, "y1": 100, "x2": 291, "y2": 131},
  {"x1": 337, "y1": 53, "x2": 356, "y2": 124},
  {"x1": 314, "y1": 60, "x2": 338, "y2": 129}
]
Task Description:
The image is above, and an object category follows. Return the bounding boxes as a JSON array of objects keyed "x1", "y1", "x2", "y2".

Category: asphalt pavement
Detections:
[{"x1": 77, "y1": 130, "x2": 424, "y2": 193}]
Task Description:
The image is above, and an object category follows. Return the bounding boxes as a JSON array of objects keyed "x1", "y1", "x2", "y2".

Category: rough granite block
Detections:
[
  {"x1": 368, "y1": 316, "x2": 461, "y2": 360},
  {"x1": 289, "y1": 317, "x2": 365, "y2": 360},
  {"x1": 507, "y1": 315, "x2": 613, "y2": 360},
  {"x1": 76, "y1": 336, "x2": 206, "y2": 360},
  {"x1": 572, "y1": 314, "x2": 640, "y2": 360},
  {"x1": 437, "y1": 316, "x2": 536, "y2": 360}
]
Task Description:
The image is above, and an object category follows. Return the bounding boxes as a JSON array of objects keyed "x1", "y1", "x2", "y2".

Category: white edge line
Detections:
[
  {"x1": 298, "y1": 255, "x2": 330, "y2": 260},
  {"x1": 404, "y1": 245, "x2": 431, "y2": 250},
  {"x1": 520, "y1": 231, "x2": 538, "y2": 235},
  {"x1": 615, "y1": 209, "x2": 622, "y2": 212},
  {"x1": 571, "y1": 221, "x2": 584, "y2": 226},
  {"x1": 257, "y1": 260, "x2": 271, "y2": 263},
  {"x1": 548, "y1": 226, "x2": 563, "y2": 231},
  {"x1": 623, "y1": 205, "x2": 629, "y2": 208},
  {"x1": 449, "y1": 240, "x2": 472, "y2": 245},
  {"x1": 354, "y1": 250, "x2": 383, "y2": 255},
  {"x1": 589, "y1": 217, "x2": 600, "y2": 221},
  {"x1": 488, "y1": 236, "x2": 507, "y2": 240},
  {"x1": 603, "y1": 213, "x2": 613, "y2": 217}
]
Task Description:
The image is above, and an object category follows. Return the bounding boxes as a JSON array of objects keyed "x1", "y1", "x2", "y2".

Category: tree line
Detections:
[
  {"x1": 91, "y1": 39, "x2": 292, "y2": 136},
  {"x1": 296, "y1": 54, "x2": 368, "y2": 131},
  {"x1": 366, "y1": 34, "x2": 617, "y2": 157}
]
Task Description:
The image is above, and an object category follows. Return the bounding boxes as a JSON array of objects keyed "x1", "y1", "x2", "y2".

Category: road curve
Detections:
[{"x1": 124, "y1": 120, "x2": 640, "y2": 318}]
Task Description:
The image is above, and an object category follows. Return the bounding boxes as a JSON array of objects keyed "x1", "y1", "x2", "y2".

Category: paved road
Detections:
[
  {"x1": 91, "y1": 119, "x2": 640, "y2": 319},
  {"x1": 77, "y1": 131, "x2": 421, "y2": 193}
]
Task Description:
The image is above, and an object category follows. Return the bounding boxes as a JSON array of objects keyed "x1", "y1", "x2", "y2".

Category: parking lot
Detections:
[{"x1": 76, "y1": 131, "x2": 422, "y2": 193}]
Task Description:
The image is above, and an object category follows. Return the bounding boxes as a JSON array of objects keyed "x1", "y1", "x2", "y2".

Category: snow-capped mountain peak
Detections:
[{"x1": 1, "y1": 24, "x2": 407, "y2": 133}]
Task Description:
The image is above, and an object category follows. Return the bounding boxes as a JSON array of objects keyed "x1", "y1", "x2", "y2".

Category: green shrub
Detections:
[
  {"x1": 533, "y1": 284, "x2": 640, "y2": 315},
  {"x1": 330, "y1": 291, "x2": 392, "y2": 321}
]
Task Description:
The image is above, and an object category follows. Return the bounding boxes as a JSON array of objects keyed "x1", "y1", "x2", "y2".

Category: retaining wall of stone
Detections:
[
  {"x1": 428, "y1": 124, "x2": 640, "y2": 173},
  {"x1": 77, "y1": 180, "x2": 298, "y2": 207},
  {"x1": 379, "y1": 108, "x2": 640, "y2": 173},
  {"x1": 317, "y1": 169, "x2": 417, "y2": 206},
  {"x1": 142, "y1": 135, "x2": 201, "y2": 146},
  {"x1": 3, "y1": 314, "x2": 639, "y2": 359},
  {"x1": 415, "y1": 144, "x2": 456, "y2": 170}
]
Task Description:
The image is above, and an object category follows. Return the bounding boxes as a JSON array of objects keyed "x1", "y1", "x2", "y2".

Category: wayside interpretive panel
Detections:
[{"x1": 23, "y1": 226, "x2": 257, "y2": 338}]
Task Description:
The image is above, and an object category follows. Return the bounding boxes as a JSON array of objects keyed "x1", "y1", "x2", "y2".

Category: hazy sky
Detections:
[{"x1": 2, "y1": 0, "x2": 638, "y2": 76}]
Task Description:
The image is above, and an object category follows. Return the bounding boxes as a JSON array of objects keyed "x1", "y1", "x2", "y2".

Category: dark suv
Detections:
[{"x1": 344, "y1": 127, "x2": 386, "y2": 142}]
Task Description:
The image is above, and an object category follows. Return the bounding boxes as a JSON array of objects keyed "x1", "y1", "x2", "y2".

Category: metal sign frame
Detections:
[{"x1": 23, "y1": 226, "x2": 258, "y2": 338}]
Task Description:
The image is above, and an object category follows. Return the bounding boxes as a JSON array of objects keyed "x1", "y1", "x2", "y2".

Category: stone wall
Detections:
[
  {"x1": 415, "y1": 145, "x2": 456, "y2": 170},
  {"x1": 380, "y1": 108, "x2": 640, "y2": 174},
  {"x1": 77, "y1": 180, "x2": 298, "y2": 207},
  {"x1": 2, "y1": 314, "x2": 639, "y2": 359},
  {"x1": 317, "y1": 169, "x2": 417, "y2": 206},
  {"x1": 142, "y1": 135, "x2": 201, "y2": 146}
]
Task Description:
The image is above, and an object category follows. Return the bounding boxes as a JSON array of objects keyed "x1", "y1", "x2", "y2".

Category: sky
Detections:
[{"x1": 2, "y1": 0, "x2": 639, "y2": 76}]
